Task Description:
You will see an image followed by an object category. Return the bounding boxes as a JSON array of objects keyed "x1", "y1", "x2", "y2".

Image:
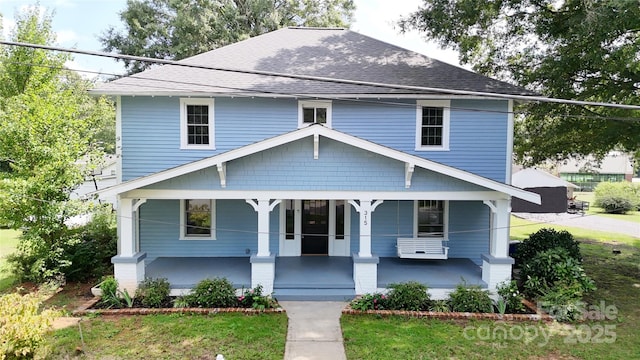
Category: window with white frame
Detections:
[
  {"x1": 415, "y1": 200, "x2": 447, "y2": 238},
  {"x1": 180, "y1": 199, "x2": 216, "y2": 240},
  {"x1": 416, "y1": 100, "x2": 450, "y2": 150},
  {"x1": 180, "y1": 98, "x2": 215, "y2": 149},
  {"x1": 298, "y1": 100, "x2": 331, "y2": 128}
]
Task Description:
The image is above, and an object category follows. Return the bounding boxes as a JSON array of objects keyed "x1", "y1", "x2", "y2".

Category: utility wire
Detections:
[
  {"x1": 2, "y1": 40, "x2": 640, "y2": 110},
  {"x1": 4, "y1": 192, "x2": 636, "y2": 239},
  {"x1": 2, "y1": 58, "x2": 640, "y2": 123}
]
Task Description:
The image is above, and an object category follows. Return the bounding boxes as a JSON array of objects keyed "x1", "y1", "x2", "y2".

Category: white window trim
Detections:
[
  {"x1": 180, "y1": 199, "x2": 216, "y2": 240},
  {"x1": 298, "y1": 100, "x2": 332, "y2": 128},
  {"x1": 180, "y1": 98, "x2": 215, "y2": 150},
  {"x1": 415, "y1": 99, "x2": 450, "y2": 151},
  {"x1": 413, "y1": 200, "x2": 449, "y2": 240}
]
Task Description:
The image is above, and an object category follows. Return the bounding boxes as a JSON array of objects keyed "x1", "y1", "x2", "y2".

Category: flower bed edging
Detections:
[
  {"x1": 72, "y1": 297, "x2": 285, "y2": 316},
  {"x1": 341, "y1": 308, "x2": 552, "y2": 322},
  {"x1": 342, "y1": 298, "x2": 554, "y2": 323}
]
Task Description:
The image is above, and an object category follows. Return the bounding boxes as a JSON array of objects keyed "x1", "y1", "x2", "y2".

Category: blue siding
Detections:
[
  {"x1": 122, "y1": 97, "x2": 508, "y2": 182},
  {"x1": 370, "y1": 201, "x2": 414, "y2": 256},
  {"x1": 139, "y1": 199, "x2": 277, "y2": 260},
  {"x1": 143, "y1": 137, "x2": 486, "y2": 192},
  {"x1": 334, "y1": 99, "x2": 509, "y2": 181},
  {"x1": 448, "y1": 201, "x2": 490, "y2": 264},
  {"x1": 121, "y1": 97, "x2": 297, "y2": 180}
]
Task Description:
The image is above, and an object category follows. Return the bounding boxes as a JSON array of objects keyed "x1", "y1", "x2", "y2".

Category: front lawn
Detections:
[
  {"x1": 47, "y1": 313, "x2": 287, "y2": 359},
  {"x1": 342, "y1": 241, "x2": 640, "y2": 359},
  {"x1": 510, "y1": 216, "x2": 640, "y2": 246},
  {"x1": 0, "y1": 229, "x2": 20, "y2": 292}
]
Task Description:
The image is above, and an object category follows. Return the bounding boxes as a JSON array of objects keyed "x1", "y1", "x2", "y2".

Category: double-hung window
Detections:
[
  {"x1": 415, "y1": 200, "x2": 447, "y2": 238},
  {"x1": 299, "y1": 100, "x2": 332, "y2": 128},
  {"x1": 180, "y1": 199, "x2": 216, "y2": 240},
  {"x1": 180, "y1": 98, "x2": 215, "y2": 149},
  {"x1": 416, "y1": 100, "x2": 450, "y2": 151}
]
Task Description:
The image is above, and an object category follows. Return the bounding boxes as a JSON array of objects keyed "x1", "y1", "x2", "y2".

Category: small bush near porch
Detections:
[{"x1": 47, "y1": 313, "x2": 287, "y2": 359}]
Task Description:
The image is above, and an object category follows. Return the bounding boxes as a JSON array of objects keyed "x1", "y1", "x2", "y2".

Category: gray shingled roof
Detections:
[{"x1": 93, "y1": 27, "x2": 534, "y2": 96}]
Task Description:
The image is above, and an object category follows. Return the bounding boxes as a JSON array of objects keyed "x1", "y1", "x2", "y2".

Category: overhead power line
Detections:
[{"x1": 2, "y1": 40, "x2": 640, "y2": 111}]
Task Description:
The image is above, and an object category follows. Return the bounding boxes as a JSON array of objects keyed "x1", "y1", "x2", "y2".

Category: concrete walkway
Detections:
[{"x1": 280, "y1": 301, "x2": 347, "y2": 360}]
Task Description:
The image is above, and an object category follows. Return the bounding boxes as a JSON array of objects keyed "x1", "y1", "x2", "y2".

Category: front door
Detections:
[{"x1": 301, "y1": 200, "x2": 329, "y2": 255}]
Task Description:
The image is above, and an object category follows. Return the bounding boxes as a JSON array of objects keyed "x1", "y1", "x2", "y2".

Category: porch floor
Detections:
[
  {"x1": 143, "y1": 256, "x2": 486, "y2": 294},
  {"x1": 377, "y1": 257, "x2": 485, "y2": 288}
]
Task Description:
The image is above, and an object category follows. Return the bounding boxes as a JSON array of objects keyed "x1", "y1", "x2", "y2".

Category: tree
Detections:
[
  {"x1": 100, "y1": 0, "x2": 356, "y2": 74},
  {"x1": 399, "y1": 0, "x2": 640, "y2": 165},
  {"x1": 0, "y1": 8, "x2": 114, "y2": 282}
]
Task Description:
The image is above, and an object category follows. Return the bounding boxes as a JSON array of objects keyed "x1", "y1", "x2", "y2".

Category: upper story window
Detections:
[
  {"x1": 416, "y1": 100, "x2": 450, "y2": 151},
  {"x1": 415, "y1": 200, "x2": 448, "y2": 239},
  {"x1": 180, "y1": 199, "x2": 216, "y2": 240},
  {"x1": 299, "y1": 100, "x2": 332, "y2": 128},
  {"x1": 180, "y1": 98, "x2": 215, "y2": 150}
]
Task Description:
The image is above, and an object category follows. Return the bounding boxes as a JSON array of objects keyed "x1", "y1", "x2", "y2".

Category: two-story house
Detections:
[{"x1": 95, "y1": 27, "x2": 539, "y2": 300}]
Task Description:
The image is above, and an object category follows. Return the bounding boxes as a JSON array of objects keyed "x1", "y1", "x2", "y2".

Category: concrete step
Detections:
[{"x1": 273, "y1": 287, "x2": 356, "y2": 301}]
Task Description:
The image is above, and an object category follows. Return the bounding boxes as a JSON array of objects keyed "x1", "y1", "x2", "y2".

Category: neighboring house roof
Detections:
[
  {"x1": 512, "y1": 168, "x2": 577, "y2": 189},
  {"x1": 93, "y1": 27, "x2": 534, "y2": 97},
  {"x1": 96, "y1": 125, "x2": 540, "y2": 204},
  {"x1": 556, "y1": 151, "x2": 634, "y2": 174}
]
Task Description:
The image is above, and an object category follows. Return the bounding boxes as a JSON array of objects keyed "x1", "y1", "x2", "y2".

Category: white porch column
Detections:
[
  {"x1": 246, "y1": 199, "x2": 280, "y2": 293},
  {"x1": 119, "y1": 198, "x2": 134, "y2": 257},
  {"x1": 112, "y1": 197, "x2": 146, "y2": 293},
  {"x1": 481, "y1": 199, "x2": 514, "y2": 291},
  {"x1": 349, "y1": 199, "x2": 383, "y2": 294}
]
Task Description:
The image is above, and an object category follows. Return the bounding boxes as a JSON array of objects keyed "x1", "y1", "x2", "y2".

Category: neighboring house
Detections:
[
  {"x1": 72, "y1": 155, "x2": 118, "y2": 206},
  {"x1": 94, "y1": 28, "x2": 540, "y2": 300},
  {"x1": 511, "y1": 168, "x2": 578, "y2": 213},
  {"x1": 556, "y1": 151, "x2": 635, "y2": 191}
]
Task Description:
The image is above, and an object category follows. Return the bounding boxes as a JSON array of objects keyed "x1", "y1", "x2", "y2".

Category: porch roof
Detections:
[{"x1": 96, "y1": 125, "x2": 540, "y2": 204}]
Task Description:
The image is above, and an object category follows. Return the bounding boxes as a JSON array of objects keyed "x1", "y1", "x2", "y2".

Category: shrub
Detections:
[
  {"x1": 0, "y1": 292, "x2": 58, "y2": 359},
  {"x1": 594, "y1": 181, "x2": 639, "y2": 214},
  {"x1": 448, "y1": 283, "x2": 493, "y2": 313},
  {"x1": 430, "y1": 300, "x2": 451, "y2": 312},
  {"x1": 538, "y1": 283, "x2": 588, "y2": 322},
  {"x1": 385, "y1": 281, "x2": 431, "y2": 311},
  {"x1": 66, "y1": 206, "x2": 117, "y2": 281},
  {"x1": 135, "y1": 277, "x2": 171, "y2": 308},
  {"x1": 496, "y1": 280, "x2": 525, "y2": 314},
  {"x1": 99, "y1": 276, "x2": 122, "y2": 309},
  {"x1": 188, "y1": 277, "x2": 238, "y2": 308},
  {"x1": 514, "y1": 228, "x2": 582, "y2": 265},
  {"x1": 6, "y1": 205, "x2": 117, "y2": 284},
  {"x1": 349, "y1": 293, "x2": 388, "y2": 311},
  {"x1": 521, "y1": 248, "x2": 596, "y2": 299},
  {"x1": 237, "y1": 285, "x2": 278, "y2": 310}
]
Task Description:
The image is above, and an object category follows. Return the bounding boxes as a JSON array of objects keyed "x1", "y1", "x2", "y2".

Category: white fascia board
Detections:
[
  {"x1": 98, "y1": 124, "x2": 540, "y2": 204},
  {"x1": 123, "y1": 189, "x2": 509, "y2": 201}
]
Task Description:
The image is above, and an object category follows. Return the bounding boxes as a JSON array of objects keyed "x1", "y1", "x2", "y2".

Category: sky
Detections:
[{"x1": 0, "y1": 0, "x2": 462, "y2": 78}]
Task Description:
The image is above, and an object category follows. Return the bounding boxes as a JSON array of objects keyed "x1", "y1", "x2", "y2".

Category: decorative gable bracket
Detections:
[
  {"x1": 216, "y1": 162, "x2": 226, "y2": 188},
  {"x1": 314, "y1": 133, "x2": 319, "y2": 159},
  {"x1": 405, "y1": 163, "x2": 415, "y2": 189}
]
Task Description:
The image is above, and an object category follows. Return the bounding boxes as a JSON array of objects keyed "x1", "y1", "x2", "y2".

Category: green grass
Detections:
[
  {"x1": 342, "y1": 241, "x2": 640, "y2": 359},
  {"x1": 0, "y1": 229, "x2": 20, "y2": 292},
  {"x1": 510, "y1": 216, "x2": 640, "y2": 247},
  {"x1": 575, "y1": 191, "x2": 640, "y2": 224},
  {"x1": 47, "y1": 313, "x2": 287, "y2": 359}
]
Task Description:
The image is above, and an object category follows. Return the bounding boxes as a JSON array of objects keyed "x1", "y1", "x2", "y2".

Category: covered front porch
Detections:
[{"x1": 144, "y1": 256, "x2": 484, "y2": 299}]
